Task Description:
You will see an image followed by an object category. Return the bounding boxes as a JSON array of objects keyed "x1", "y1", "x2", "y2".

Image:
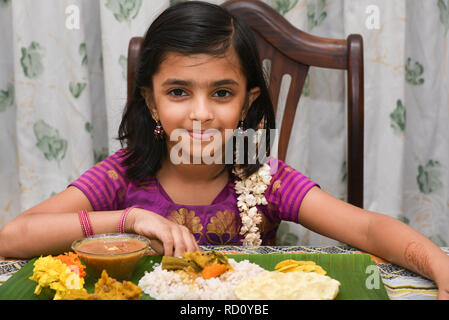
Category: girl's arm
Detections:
[
  {"x1": 0, "y1": 186, "x2": 197, "y2": 259},
  {"x1": 299, "y1": 186, "x2": 449, "y2": 299},
  {"x1": 0, "y1": 186, "x2": 96, "y2": 258}
]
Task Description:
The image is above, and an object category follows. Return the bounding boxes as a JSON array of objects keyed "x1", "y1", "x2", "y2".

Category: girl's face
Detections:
[{"x1": 142, "y1": 49, "x2": 260, "y2": 164}]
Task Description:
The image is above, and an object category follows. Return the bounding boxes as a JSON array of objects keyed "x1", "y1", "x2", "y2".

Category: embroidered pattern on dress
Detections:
[
  {"x1": 107, "y1": 170, "x2": 119, "y2": 180},
  {"x1": 167, "y1": 208, "x2": 203, "y2": 242},
  {"x1": 205, "y1": 210, "x2": 240, "y2": 245},
  {"x1": 272, "y1": 179, "x2": 281, "y2": 191}
]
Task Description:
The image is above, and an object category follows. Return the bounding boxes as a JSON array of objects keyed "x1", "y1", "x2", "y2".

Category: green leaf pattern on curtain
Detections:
[
  {"x1": 301, "y1": 74, "x2": 311, "y2": 97},
  {"x1": 20, "y1": 42, "x2": 45, "y2": 79},
  {"x1": 417, "y1": 160, "x2": 443, "y2": 195},
  {"x1": 307, "y1": 0, "x2": 327, "y2": 30},
  {"x1": 0, "y1": 83, "x2": 14, "y2": 112},
  {"x1": 85, "y1": 122, "x2": 93, "y2": 135},
  {"x1": 405, "y1": 57, "x2": 424, "y2": 85},
  {"x1": 390, "y1": 99, "x2": 406, "y2": 135},
  {"x1": 0, "y1": 0, "x2": 11, "y2": 8},
  {"x1": 438, "y1": 0, "x2": 449, "y2": 35},
  {"x1": 119, "y1": 55, "x2": 128, "y2": 80},
  {"x1": 79, "y1": 43, "x2": 88, "y2": 67},
  {"x1": 33, "y1": 120, "x2": 68, "y2": 162},
  {"x1": 94, "y1": 148, "x2": 109, "y2": 164},
  {"x1": 273, "y1": 0, "x2": 299, "y2": 15},
  {"x1": 105, "y1": 0, "x2": 142, "y2": 23},
  {"x1": 69, "y1": 82, "x2": 87, "y2": 99}
]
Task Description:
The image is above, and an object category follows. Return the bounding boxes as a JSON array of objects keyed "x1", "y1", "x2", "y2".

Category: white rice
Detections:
[{"x1": 138, "y1": 258, "x2": 267, "y2": 300}]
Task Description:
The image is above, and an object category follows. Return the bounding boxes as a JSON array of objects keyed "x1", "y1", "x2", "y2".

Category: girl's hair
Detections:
[{"x1": 118, "y1": 1, "x2": 276, "y2": 181}]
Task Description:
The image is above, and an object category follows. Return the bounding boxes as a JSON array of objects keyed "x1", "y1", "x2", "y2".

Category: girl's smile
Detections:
[{"x1": 188, "y1": 129, "x2": 217, "y2": 141}]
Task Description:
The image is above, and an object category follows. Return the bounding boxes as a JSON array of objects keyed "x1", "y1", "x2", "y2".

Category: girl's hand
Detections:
[
  {"x1": 436, "y1": 271, "x2": 449, "y2": 300},
  {"x1": 438, "y1": 287, "x2": 449, "y2": 300},
  {"x1": 128, "y1": 208, "x2": 199, "y2": 257}
]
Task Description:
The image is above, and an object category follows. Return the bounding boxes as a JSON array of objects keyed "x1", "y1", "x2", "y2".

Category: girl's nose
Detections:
[{"x1": 189, "y1": 96, "x2": 213, "y2": 122}]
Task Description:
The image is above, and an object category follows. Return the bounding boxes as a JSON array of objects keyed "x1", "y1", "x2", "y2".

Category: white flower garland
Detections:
[{"x1": 233, "y1": 162, "x2": 272, "y2": 246}]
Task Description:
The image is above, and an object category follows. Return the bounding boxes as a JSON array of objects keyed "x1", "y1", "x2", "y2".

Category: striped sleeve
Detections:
[
  {"x1": 68, "y1": 150, "x2": 129, "y2": 211},
  {"x1": 265, "y1": 158, "x2": 319, "y2": 223}
]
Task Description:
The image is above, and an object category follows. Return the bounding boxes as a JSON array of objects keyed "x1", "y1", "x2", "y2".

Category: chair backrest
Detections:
[{"x1": 127, "y1": 0, "x2": 364, "y2": 208}]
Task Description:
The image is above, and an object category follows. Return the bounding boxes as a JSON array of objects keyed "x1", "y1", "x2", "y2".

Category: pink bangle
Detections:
[
  {"x1": 78, "y1": 210, "x2": 94, "y2": 237},
  {"x1": 117, "y1": 206, "x2": 141, "y2": 233}
]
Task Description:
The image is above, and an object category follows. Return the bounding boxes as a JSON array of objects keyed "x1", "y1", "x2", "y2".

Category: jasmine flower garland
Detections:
[{"x1": 233, "y1": 162, "x2": 272, "y2": 246}]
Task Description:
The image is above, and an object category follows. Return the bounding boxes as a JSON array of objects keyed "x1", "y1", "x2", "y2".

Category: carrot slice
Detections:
[{"x1": 201, "y1": 264, "x2": 227, "y2": 279}]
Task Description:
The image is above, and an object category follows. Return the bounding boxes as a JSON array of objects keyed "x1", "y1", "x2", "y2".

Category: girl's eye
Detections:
[
  {"x1": 168, "y1": 88, "x2": 187, "y2": 97},
  {"x1": 213, "y1": 89, "x2": 232, "y2": 98}
]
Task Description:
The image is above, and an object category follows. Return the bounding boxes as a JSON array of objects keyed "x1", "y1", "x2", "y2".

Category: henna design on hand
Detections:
[{"x1": 404, "y1": 241, "x2": 432, "y2": 279}]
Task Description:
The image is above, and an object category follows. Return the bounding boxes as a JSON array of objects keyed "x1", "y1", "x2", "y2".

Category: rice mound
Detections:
[{"x1": 138, "y1": 258, "x2": 267, "y2": 300}]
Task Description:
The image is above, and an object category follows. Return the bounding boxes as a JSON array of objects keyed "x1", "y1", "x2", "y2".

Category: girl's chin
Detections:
[
  {"x1": 166, "y1": 128, "x2": 235, "y2": 143},
  {"x1": 167, "y1": 141, "x2": 225, "y2": 165}
]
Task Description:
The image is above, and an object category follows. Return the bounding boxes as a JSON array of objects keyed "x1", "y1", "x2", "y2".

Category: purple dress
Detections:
[{"x1": 69, "y1": 149, "x2": 318, "y2": 245}]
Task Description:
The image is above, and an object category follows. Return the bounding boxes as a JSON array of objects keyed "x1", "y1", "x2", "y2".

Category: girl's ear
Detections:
[
  {"x1": 241, "y1": 86, "x2": 261, "y2": 119},
  {"x1": 141, "y1": 87, "x2": 159, "y2": 121},
  {"x1": 248, "y1": 86, "x2": 261, "y2": 106}
]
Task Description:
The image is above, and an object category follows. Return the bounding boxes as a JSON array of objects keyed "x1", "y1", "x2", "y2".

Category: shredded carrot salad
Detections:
[{"x1": 55, "y1": 252, "x2": 86, "y2": 278}]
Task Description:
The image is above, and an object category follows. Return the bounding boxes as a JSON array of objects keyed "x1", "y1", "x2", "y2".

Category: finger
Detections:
[
  {"x1": 149, "y1": 239, "x2": 164, "y2": 255},
  {"x1": 160, "y1": 233, "x2": 174, "y2": 256},
  {"x1": 437, "y1": 289, "x2": 449, "y2": 300},
  {"x1": 171, "y1": 229, "x2": 187, "y2": 258},
  {"x1": 181, "y1": 227, "x2": 199, "y2": 253}
]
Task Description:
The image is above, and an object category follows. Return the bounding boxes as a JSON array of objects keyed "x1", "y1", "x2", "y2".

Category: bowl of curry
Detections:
[{"x1": 72, "y1": 233, "x2": 150, "y2": 281}]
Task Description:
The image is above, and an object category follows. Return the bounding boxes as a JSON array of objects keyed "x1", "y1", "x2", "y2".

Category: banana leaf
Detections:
[{"x1": 0, "y1": 253, "x2": 389, "y2": 300}]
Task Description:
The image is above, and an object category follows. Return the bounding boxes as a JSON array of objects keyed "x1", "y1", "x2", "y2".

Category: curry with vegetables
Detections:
[{"x1": 162, "y1": 250, "x2": 233, "y2": 280}]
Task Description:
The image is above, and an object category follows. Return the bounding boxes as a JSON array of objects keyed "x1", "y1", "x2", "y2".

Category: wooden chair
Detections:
[{"x1": 127, "y1": 0, "x2": 364, "y2": 208}]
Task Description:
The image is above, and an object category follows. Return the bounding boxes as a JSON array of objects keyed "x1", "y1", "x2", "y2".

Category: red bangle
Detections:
[
  {"x1": 78, "y1": 210, "x2": 94, "y2": 237},
  {"x1": 117, "y1": 206, "x2": 141, "y2": 233}
]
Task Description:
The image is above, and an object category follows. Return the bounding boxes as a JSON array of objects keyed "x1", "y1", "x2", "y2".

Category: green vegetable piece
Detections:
[{"x1": 161, "y1": 256, "x2": 190, "y2": 271}]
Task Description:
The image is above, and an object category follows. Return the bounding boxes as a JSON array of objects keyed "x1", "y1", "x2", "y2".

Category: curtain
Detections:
[{"x1": 0, "y1": 0, "x2": 448, "y2": 247}]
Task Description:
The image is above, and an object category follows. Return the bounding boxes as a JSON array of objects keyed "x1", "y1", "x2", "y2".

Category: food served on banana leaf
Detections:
[
  {"x1": 29, "y1": 252, "x2": 87, "y2": 300},
  {"x1": 138, "y1": 250, "x2": 267, "y2": 300},
  {"x1": 235, "y1": 270, "x2": 341, "y2": 300},
  {"x1": 139, "y1": 251, "x2": 342, "y2": 300},
  {"x1": 30, "y1": 252, "x2": 141, "y2": 300},
  {"x1": 75, "y1": 237, "x2": 147, "y2": 255},
  {"x1": 274, "y1": 259, "x2": 327, "y2": 275},
  {"x1": 62, "y1": 270, "x2": 141, "y2": 300},
  {"x1": 161, "y1": 250, "x2": 233, "y2": 280},
  {"x1": 72, "y1": 233, "x2": 150, "y2": 280}
]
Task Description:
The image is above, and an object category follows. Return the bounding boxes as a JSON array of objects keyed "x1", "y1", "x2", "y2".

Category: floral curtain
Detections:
[{"x1": 0, "y1": 0, "x2": 448, "y2": 247}]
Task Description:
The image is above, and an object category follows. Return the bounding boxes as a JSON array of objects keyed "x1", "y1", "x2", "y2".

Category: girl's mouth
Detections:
[{"x1": 188, "y1": 130, "x2": 217, "y2": 141}]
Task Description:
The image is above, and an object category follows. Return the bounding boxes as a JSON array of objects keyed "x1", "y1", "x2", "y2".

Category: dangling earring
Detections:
[
  {"x1": 236, "y1": 119, "x2": 247, "y2": 136},
  {"x1": 153, "y1": 120, "x2": 165, "y2": 140}
]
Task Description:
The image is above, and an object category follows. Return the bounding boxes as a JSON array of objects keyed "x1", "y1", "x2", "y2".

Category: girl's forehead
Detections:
[{"x1": 155, "y1": 50, "x2": 245, "y2": 84}]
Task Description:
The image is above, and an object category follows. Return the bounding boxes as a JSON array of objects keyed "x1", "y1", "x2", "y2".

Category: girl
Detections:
[{"x1": 1, "y1": 1, "x2": 448, "y2": 298}]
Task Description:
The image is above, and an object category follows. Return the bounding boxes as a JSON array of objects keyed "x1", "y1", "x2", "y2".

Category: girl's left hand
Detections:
[
  {"x1": 438, "y1": 287, "x2": 449, "y2": 300},
  {"x1": 435, "y1": 268, "x2": 449, "y2": 300}
]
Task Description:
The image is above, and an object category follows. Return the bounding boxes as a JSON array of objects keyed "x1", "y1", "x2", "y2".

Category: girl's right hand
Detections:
[{"x1": 127, "y1": 208, "x2": 199, "y2": 257}]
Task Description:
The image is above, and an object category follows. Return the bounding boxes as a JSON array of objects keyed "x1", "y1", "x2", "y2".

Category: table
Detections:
[{"x1": 1, "y1": 245, "x2": 447, "y2": 300}]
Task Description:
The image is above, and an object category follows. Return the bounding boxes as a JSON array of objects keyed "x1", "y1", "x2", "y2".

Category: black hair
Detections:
[{"x1": 118, "y1": 1, "x2": 275, "y2": 181}]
